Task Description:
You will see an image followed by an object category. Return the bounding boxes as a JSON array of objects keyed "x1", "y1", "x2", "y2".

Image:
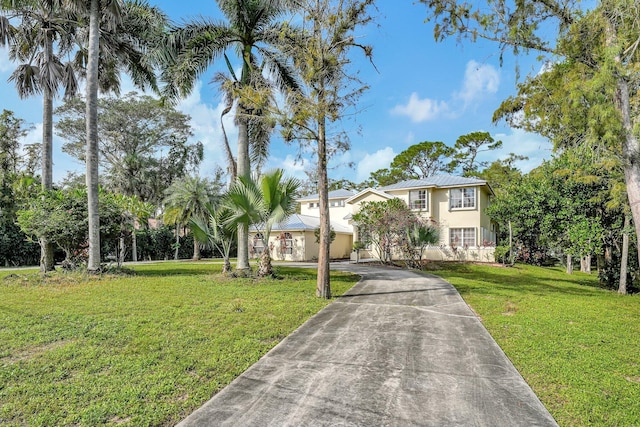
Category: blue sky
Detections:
[{"x1": 0, "y1": 1, "x2": 553, "y2": 184}]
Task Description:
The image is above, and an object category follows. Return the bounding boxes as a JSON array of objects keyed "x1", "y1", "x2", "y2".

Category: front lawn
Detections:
[
  {"x1": 425, "y1": 262, "x2": 640, "y2": 427},
  {"x1": 0, "y1": 262, "x2": 358, "y2": 426}
]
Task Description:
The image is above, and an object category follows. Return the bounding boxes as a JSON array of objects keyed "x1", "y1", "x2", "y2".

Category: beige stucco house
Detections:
[{"x1": 249, "y1": 175, "x2": 497, "y2": 262}]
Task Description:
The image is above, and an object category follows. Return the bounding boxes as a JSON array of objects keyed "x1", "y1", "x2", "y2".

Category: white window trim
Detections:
[
  {"x1": 449, "y1": 227, "x2": 477, "y2": 248},
  {"x1": 449, "y1": 187, "x2": 477, "y2": 210},
  {"x1": 409, "y1": 189, "x2": 428, "y2": 211}
]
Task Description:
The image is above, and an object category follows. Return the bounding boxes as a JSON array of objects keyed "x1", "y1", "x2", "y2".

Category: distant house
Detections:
[{"x1": 248, "y1": 175, "x2": 497, "y2": 262}]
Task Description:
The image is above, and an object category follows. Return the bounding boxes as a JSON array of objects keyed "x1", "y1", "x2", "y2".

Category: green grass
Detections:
[
  {"x1": 0, "y1": 262, "x2": 358, "y2": 426},
  {"x1": 424, "y1": 262, "x2": 640, "y2": 427}
]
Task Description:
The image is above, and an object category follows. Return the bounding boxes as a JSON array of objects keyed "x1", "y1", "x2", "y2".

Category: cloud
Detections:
[
  {"x1": 490, "y1": 128, "x2": 553, "y2": 172},
  {"x1": 455, "y1": 60, "x2": 500, "y2": 107},
  {"x1": 176, "y1": 81, "x2": 237, "y2": 178},
  {"x1": 356, "y1": 146, "x2": 396, "y2": 182},
  {"x1": 391, "y1": 60, "x2": 500, "y2": 123},
  {"x1": 390, "y1": 93, "x2": 449, "y2": 123},
  {"x1": 267, "y1": 154, "x2": 310, "y2": 180}
]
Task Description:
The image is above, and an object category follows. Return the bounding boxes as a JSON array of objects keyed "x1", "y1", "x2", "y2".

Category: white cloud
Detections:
[
  {"x1": 455, "y1": 60, "x2": 500, "y2": 107},
  {"x1": 267, "y1": 154, "x2": 310, "y2": 180},
  {"x1": 177, "y1": 81, "x2": 237, "y2": 177},
  {"x1": 490, "y1": 128, "x2": 553, "y2": 172},
  {"x1": 390, "y1": 93, "x2": 449, "y2": 123},
  {"x1": 356, "y1": 146, "x2": 396, "y2": 182}
]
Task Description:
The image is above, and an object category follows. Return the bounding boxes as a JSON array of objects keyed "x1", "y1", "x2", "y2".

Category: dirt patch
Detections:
[{"x1": 1, "y1": 340, "x2": 71, "y2": 364}]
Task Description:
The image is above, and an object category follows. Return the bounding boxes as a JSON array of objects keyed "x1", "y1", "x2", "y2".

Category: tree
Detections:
[
  {"x1": 475, "y1": 153, "x2": 527, "y2": 195},
  {"x1": 65, "y1": 0, "x2": 166, "y2": 271},
  {"x1": 1, "y1": 0, "x2": 80, "y2": 271},
  {"x1": 156, "y1": 0, "x2": 300, "y2": 273},
  {"x1": 352, "y1": 198, "x2": 418, "y2": 264},
  {"x1": 403, "y1": 222, "x2": 440, "y2": 269},
  {"x1": 453, "y1": 131, "x2": 502, "y2": 176},
  {"x1": 191, "y1": 204, "x2": 237, "y2": 273},
  {"x1": 225, "y1": 169, "x2": 300, "y2": 277},
  {"x1": 55, "y1": 92, "x2": 203, "y2": 205},
  {"x1": 367, "y1": 141, "x2": 455, "y2": 187},
  {"x1": 281, "y1": 0, "x2": 375, "y2": 298},
  {"x1": 163, "y1": 175, "x2": 220, "y2": 260},
  {"x1": 420, "y1": 0, "x2": 640, "y2": 281}
]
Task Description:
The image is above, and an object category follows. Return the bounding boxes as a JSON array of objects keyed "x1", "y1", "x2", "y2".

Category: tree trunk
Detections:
[
  {"x1": 118, "y1": 235, "x2": 125, "y2": 267},
  {"x1": 258, "y1": 248, "x2": 272, "y2": 277},
  {"x1": 619, "y1": 214, "x2": 630, "y2": 295},
  {"x1": 580, "y1": 255, "x2": 591, "y2": 274},
  {"x1": 235, "y1": 114, "x2": 250, "y2": 272},
  {"x1": 316, "y1": 115, "x2": 331, "y2": 299},
  {"x1": 192, "y1": 234, "x2": 201, "y2": 260},
  {"x1": 131, "y1": 224, "x2": 138, "y2": 262},
  {"x1": 40, "y1": 34, "x2": 55, "y2": 272},
  {"x1": 174, "y1": 224, "x2": 180, "y2": 260},
  {"x1": 616, "y1": 76, "x2": 640, "y2": 272},
  {"x1": 566, "y1": 254, "x2": 573, "y2": 274},
  {"x1": 85, "y1": 0, "x2": 101, "y2": 272}
]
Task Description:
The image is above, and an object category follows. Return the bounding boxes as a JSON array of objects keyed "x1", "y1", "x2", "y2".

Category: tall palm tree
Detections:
[
  {"x1": 64, "y1": 0, "x2": 166, "y2": 271},
  {"x1": 226, "y1": 169, "x2": 299, "y2": 277},
  {"x1": 1, "y1": 0, "x2": 80, "y2": 271},
  {"x1": 155, "y1": 0, "x2": 300, "y2": 272},
  {"x1": 163, "y1": 175, "x2": 219, "y2": 260}
]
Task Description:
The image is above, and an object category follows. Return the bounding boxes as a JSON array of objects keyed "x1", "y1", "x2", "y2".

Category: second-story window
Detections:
[
  {"x1": 450, "y1": 188, "x2": 476, "y2": 209},
  {"x1": 409, "y1": 190, "x2": 427, "y2": 210}
]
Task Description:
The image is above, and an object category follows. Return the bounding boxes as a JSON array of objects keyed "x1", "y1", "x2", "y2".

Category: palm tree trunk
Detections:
[
  {"x1": 40, "y1": 34, "x2": 55, "y2": 272},
  {"x1": 316, "y1": 114, "x2": 331, "y2": 299},
  {"x1": 192, "y1": 234, "x2": 201, "y2": 260},
  {"x1": 131, "y1": 222, "x2": 138, "y2": 262},
  {"x1": 235, "y1": 114, "x2": 250, "y2": 272},
  {"x1": 85, "y1": 0, "x2": 101, "y2": 272}
]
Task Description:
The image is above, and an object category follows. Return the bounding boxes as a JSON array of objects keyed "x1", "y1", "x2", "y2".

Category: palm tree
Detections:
[
  {"x1": 155, "y1": 0, "x2": 300, "y2": 272},
  {"x1": 163, "y1": 175, "x2": 219, "y2": 260},
  {"x1": 1, "y1": 0, "x2": 80, "y2": 271},
  {"x1": 191, "y1": 204, "x2": 236, "y2": 273},
  {"x1": 226, "y1": 169, "x2": 300, "y2": 277},
  {"x1": 64, "y1": 0, "x2": 166, "y2": 271}
]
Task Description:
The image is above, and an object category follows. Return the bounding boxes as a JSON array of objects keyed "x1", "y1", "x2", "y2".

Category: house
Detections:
[{"x1": 248, "y1": 175, "x2": 497, "y2": 262}]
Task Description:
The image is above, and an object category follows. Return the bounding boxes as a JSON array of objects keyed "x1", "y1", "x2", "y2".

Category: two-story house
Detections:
[{"x1": 248, "y1": 175, "x2": 497, "y2": 262}]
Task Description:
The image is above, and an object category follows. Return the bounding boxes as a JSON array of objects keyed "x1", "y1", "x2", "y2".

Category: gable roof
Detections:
[
  {"x1": 344, "y1": 188, "x2": 394, "y2": 204},
  {"x1": 379, "y1": 175, "x2": 490, "y2": 191},
  {"x1": 297, "y1": 189, "x2": 355, "y2": 202},
  {"x1": 257, "y1": 214, "x2": 352, "y2": 234}
]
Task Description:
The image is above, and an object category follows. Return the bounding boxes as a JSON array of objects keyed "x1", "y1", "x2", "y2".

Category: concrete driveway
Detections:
[{"x1": 177, "y1": 263, "x2": 558, "y2": 426}]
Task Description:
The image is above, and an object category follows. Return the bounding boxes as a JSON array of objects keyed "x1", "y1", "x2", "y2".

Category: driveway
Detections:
[{"x1": 178, "y1": 262, "x2": 558, "y2": 426}]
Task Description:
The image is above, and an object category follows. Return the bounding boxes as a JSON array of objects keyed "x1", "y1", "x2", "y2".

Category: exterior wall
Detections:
[
  {"x1": 300, "y1": 199, "x2": 351, "y2": 228},
  {"x1": 331, "y1": 233, "x2": 353, "y2": 259}
]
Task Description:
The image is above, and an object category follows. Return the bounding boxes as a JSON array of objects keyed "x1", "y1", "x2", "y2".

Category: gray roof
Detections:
[
  {"x1": 297, "y1": 189, "x2": 355, "y2": 202},
  {"x1": 265, "y1": 214, "x2": 352, "y2": 234},
  {"x1": 379, "y1": 175, "x2": 488, "y2": 191}
]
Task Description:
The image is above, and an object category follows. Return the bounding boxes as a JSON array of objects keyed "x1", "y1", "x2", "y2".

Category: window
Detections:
[
  {"x1": 449, "y1": 228, "x2": 476, "y2": 248},
  {"x1": 308, "y1": 202, "x2": 318, "y2": 209},
  {"x1": 253, "y1": 233, "x2": 265, "y2": 254},
  {"x1": 279, "y1": 232, "x2": 293, "y2": 255},
  {"x1": 409, "y1": 190, "x2": 427, "y2": 210},
  {"x1": 450, "y1": 188, "x2": 476, "y2": 209},
  {"x1": 330, "y1": 200, "x2": 345, "y2": 207}
]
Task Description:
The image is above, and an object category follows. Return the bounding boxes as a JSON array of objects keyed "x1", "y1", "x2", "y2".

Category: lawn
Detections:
[
  {"x1": 424, "y1": 262, "x2": 640, "y2": 427},
  {"x1": 0, "y1": 262, "x2": 358, "y2": 426}
]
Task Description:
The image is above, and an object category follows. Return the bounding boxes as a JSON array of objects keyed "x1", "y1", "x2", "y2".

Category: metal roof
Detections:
[
  {"x1": 379, "y1": 175, "x2": 488, "y2": 191},
  {"x1": 263, "y1": 214, "x2": 352, "y2": 233},
  {"x1": 297, "y1": 189, "x2": 355, "y2": 202}
]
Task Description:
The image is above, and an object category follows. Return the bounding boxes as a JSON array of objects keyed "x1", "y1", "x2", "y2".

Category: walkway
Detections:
[{"x1": 178, "y1": 263, "x2": 558, "y2": 426}]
